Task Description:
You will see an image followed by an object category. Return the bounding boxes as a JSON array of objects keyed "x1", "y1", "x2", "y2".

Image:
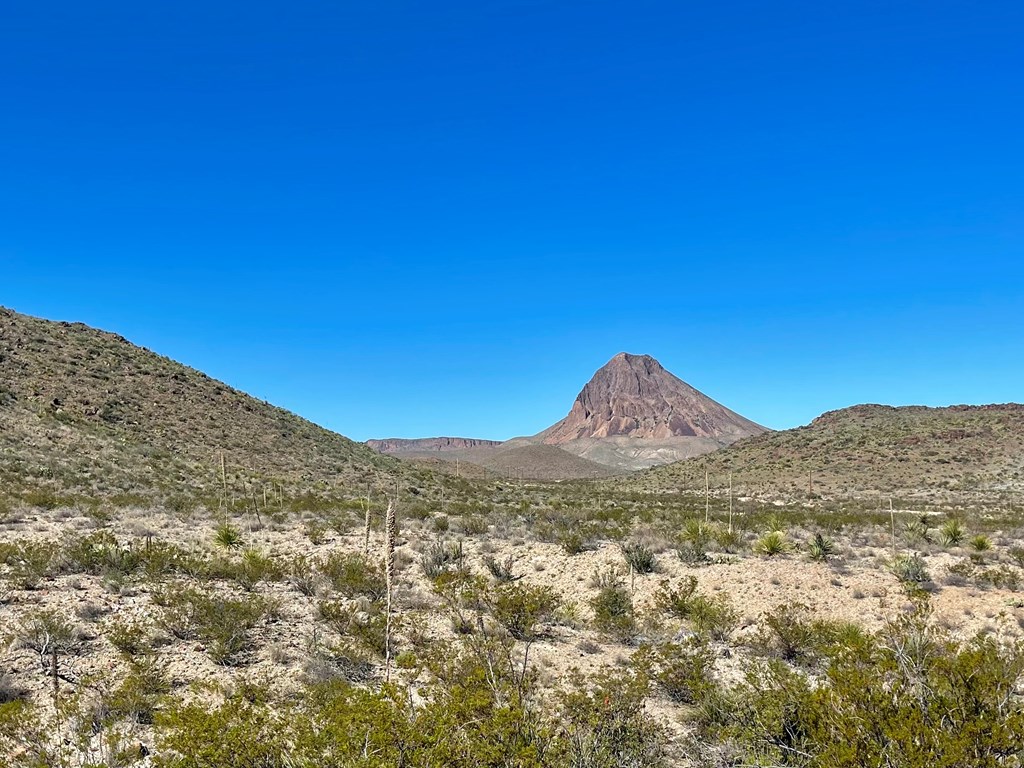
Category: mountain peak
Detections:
[{"x1": 538, "y1": 354, "x2": 765, "y2": 443}]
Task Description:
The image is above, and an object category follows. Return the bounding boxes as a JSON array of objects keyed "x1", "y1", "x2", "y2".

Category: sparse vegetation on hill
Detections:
[
  {"x1": 0, "y1": 307, "x2": 417, "y2": 508},
  {"x1": 622, "y1": 403, "x2": 1024, "y2": 501},
  {"x1": 3, "y1": 307, "x2": 1024, "y2": 765}
]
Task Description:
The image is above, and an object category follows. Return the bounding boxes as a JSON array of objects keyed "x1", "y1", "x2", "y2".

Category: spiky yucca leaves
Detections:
[
  {"x1": 939, "y1": 519, "x2": 965, "y2": 547},
  {"x1": 807, "y1": 533, "x2": 836, "y2": 562},
  {"x1": 213, "y1": 523, "x2": 243, "y2": 551},
  {"x1": 754, "y1": 530, "x2": 789, "y2": 557}
]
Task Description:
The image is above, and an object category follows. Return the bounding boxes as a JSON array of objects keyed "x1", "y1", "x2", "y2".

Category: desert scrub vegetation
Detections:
[
  {"x1": 153, "y1": 584, "x2": 270, "y2": 664},
  {"x1": 620, "y1": 540, "x2": 657, "y2": 574},
  {"x1": 695, "y1": 602, "x2": 1024, "y2": 767}
]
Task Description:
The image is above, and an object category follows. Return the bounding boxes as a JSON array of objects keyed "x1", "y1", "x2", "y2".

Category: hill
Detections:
[
  {"x1": 618, "y1": 403, "x2": 1024, "y2": 500},
  {"x1": 0, "y1": 306, "x2": 405, "y2": 506}
]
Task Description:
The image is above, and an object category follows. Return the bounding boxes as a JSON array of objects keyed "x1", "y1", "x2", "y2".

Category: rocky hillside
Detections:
[
  {"x1": 0, "y1": 307, "x2": 404, "y2": 506},
  {"x1": 619, "y1": 403, "x2": 1024, "y2": 500}
]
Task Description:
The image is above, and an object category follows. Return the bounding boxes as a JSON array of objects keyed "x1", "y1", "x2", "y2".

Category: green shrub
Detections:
[
  {"x1": 688, "y1": 595, "x2": 739, "y2": 641},
  {"x1": 653, "y1": 576, "x2": 700, "y2": 619},
  {"x1": 968, "y1": 534, "x2": 991, "y2": 552},
  {"x1": 939, "y1": 519, "x2": 965, "y2": 547},
  {"x1": 621, "y1": 542, "x2": 657, "y2": 574},
  {"x1": 213, "y1": 522, "x2": 244, "y2": 550},
  {"x1": 107, "y1": 618, "x2": 152, "y2": 658},
  {"x1": 0, "y1": 540, "x2": 56, "y2": 589},
  {"x1": 489, "y1": 583, "x2": 560, "y2": 641},
  {"x1": 903, "y1": 518, "x2": 931, "y2": 545},
  {"x1": 156, "y1": 586, "x2": 267, "y2": 664},
  {"x1": 558, "y1": 529, "x2": 585, "y2": 555},
  {"x1": 420, "y1": 540, "x2": 466, "y2": 580},
  {"x1": 320, "y1": 552, "x2": 387, "y2": 601},
  {"x1": 753, "y1": 530, "x2": 789, "y2": 557},
  {"x1": 483, "y1": 553, "x2": 521, "y2": 583},
  {"x1": 752, "y1": 603, "x2": 847, "y2": 665},
  {"x1": 639, "y1": 640, "x2": 715, "y2": 704},
  {"x1": 591, "y1": 582, "x2": 636, "y2": 642},
  {"x1": 317, "y1": 600, "x2": 388, "y2": 656},
  {"x1": 891, "y1": 553, "x2": 929, "y2": 586},
  {"x1": 704, "y1": 606, "x2": 1024, "y2": 768},
  {"x1": 807, "y1": 533, "x2": 836, "y2": 562}
]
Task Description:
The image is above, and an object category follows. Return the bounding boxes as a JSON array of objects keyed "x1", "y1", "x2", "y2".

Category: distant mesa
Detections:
[{"x1": 366, "y1": 437, "x2": 503, "y2": 453}]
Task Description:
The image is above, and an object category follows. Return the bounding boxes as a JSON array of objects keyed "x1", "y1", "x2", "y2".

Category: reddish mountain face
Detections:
[{"x1": 538, "y1": 353, "x2": 765, "y2": 443}]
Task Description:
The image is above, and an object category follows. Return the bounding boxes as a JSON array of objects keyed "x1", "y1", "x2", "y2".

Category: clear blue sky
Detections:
[{"x1": 2, "y1": 1, "x2": 1022, "y2": 441}]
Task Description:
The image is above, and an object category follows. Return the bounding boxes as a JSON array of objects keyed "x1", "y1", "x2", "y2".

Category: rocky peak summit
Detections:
[{"x1": 539, "y1": 352, "x2": 765, "y2": 443}]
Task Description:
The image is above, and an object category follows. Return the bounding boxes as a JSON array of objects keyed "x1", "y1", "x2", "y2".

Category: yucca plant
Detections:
[
  {"x1": 968, "y1": 534, "x2": 991, "y2": 552},
  {"x1": 213, "y1": 522, "x2": 243, "y2": 551},
  {"x1": 754, "y1": 530, "x2": 789, "y2": 557},
  {"x1": 940, "y1": 519, "x2": 965, "y2": 547},
  {"x1": 620, "y1": 542, "x2": 656, "y2": 574},
  {"x1": 807, "y1": 533, "x2": 836, "y2": 562}
]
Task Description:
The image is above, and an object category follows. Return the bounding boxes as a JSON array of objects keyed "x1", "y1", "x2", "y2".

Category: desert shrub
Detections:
[
  {"x1": 621, "y1": 542, "x2": 657, "y2": 574},
  {"x1": 638, "y1": 640, "x2": 715, "y2": 705},
  {"x1": 233, "y1": 548, "x2": 283, "y2": 590},
  {"x1": 101, "y1": 658, "x2": 170, "y2": 725},
  {"x1": 891, "y1": 553, "x2": 929, "y2": 586},
  {"x1": 14, "y1": 609, "x2": 80, "y2": 669},
  {"x1": 807, "y1": 533, "x2": 836, "y2": 562},
  {"x1": 60, "y1": 530, "x2": 144, "y2": 576},
  {"x1": 714, "y1": 525, "x2": 743, "y2": 553},
  {"x1": 968, "y1": 534, "x2": 991, "y2": 552},
  {"x1": 653, "y1": 576, "x2": 700, "y2": 619},
  {"x1": 213, "y1": 522, "x2": 244, "y2": 550},
  {"x1": 1009, "y1": 547, "x2": 1024, "y2": 568},
  {"x1": 558, "y1": 529, "x2": 585, "y2": 555},
  {"x1": 752, "y1": 603, "x2": 845, "y2": 665},
  {"x1": 676, "y1": 519, "x2": 712, "y2": 564},
  {"x1": 431, "y1": 515, "x2": 450, "y2": 533},
  {"x1": 483, "y1": 553, "x2": 521, "y2": 583},
  {"x1": 460, "y1": 516, "x2": 489, "y2": 535},
  {"x1": 553, "y1": 667, "x2": 667, "y2": 767},
  {"x1": 753, "y1": 530, "x2": 789, "y2": 557},
  {"x1": 488, "y1": 582, "x2": 560, "y2": 641},
  {"x1": 320, "y1": 552, "x2": 387, "y2": 601},
  {"x1": 420, "y1": 540, "x2": 466, "y2": 580},
  {"x1": 591, "y1": 581, "x2": 636, "y2": 642},
  {"x1": 154, "y1": 689, "x2": 289, "y2": 768},
  {"x1": 155, "y1": 586, "x2": 267, "y2": 664},
  {"x1": 287, "y1": 555, "x2": 321, "y2": 596},
  {"x1": 688, "y1": 595, "x2": 739, "y2": 642},
  {"x1": 303, "y1": 520, "x2": 327, "y2": 545},
  {"x1": 317, "y1": 600, "x2": 388, "y2": 656},
  {"x1": 903, "y1": 518, "x2": 931, "y2": 545},
  {"x1": 939, "y1": 518, "x2": 965, "y2": 547},
  {"x1": 107, "y1": 617, "x2": 152, "y2": 658},
  {"x1": 704, "y1": 606, "x2": 1024, "y2": 767},
  {"x1": 0, "y1": 540, "x2": 56, "y2": 589}
]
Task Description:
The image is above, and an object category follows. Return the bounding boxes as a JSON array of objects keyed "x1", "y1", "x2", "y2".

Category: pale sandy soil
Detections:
[{"x1": 2, "y1": 503, "x2": 1024, "y2": 764}]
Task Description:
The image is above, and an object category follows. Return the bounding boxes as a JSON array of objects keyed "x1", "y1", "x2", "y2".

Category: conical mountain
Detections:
[{"x1": 522, "y1": 353, "x2": 767, "y2": 470}]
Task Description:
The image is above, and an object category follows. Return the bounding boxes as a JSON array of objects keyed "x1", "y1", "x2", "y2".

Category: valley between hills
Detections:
[{"x1": 2, "y1": 305, "x2": 1024, "y2": 767}]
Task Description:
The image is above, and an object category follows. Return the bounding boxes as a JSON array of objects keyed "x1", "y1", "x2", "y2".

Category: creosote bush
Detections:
[{"x1": 590, "y1": 574, "x2": 636, "y2": 642}]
